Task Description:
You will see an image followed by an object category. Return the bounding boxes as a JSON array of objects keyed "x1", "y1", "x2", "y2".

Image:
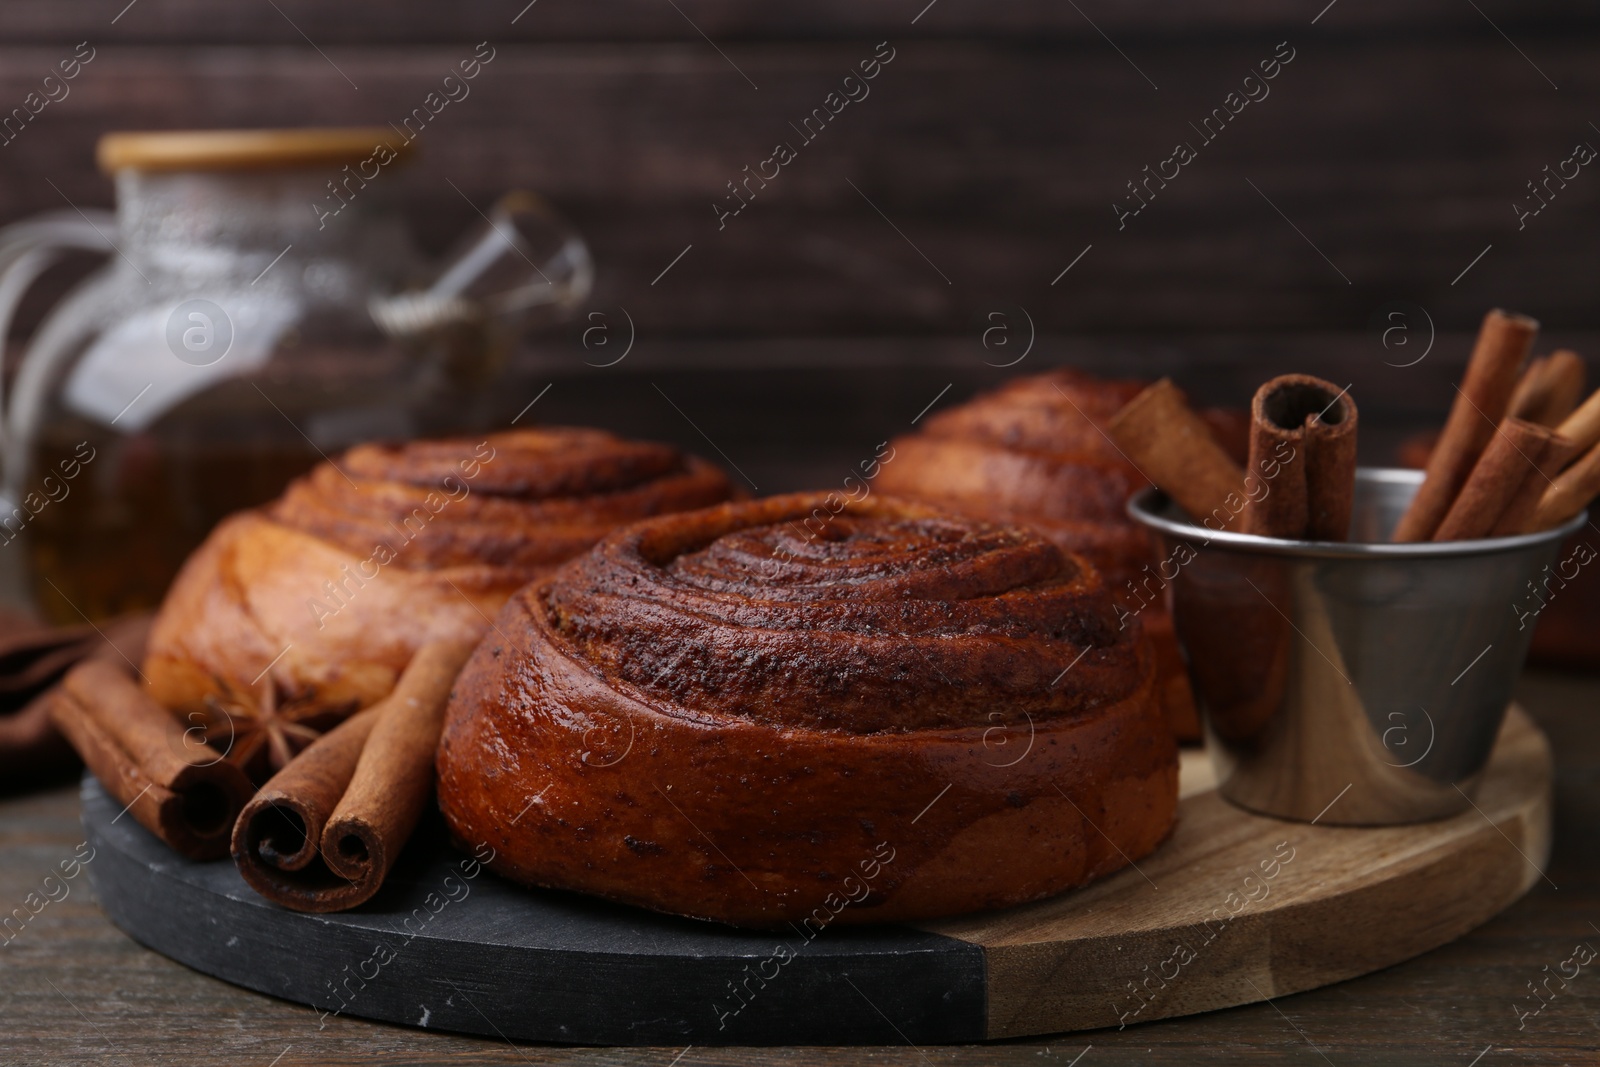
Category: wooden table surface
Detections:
[{"x1": 3, "y1": 669, "x2": 1598, "y2": 1067}]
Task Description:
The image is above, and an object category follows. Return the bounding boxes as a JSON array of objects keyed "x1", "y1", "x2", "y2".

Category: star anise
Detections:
[{"x1": 200, "y1": 675, "x2": 355, "y2": 784}]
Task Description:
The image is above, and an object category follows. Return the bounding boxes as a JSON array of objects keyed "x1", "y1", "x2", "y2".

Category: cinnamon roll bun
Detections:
[
  {"x1": 143, "y1": 427, "x2": 734, "y2": 777},
  {"x1": 436, "y1": 493, "x2": 1176, "y2": 927},
  {"x1": 876, "y1": 369, "x2": 1249, "y2": 740}
]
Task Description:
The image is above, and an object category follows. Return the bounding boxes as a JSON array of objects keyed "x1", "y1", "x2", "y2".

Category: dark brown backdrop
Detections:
[{"x1": 0, "y1": 1, "x2": 1596, "y2": 482}]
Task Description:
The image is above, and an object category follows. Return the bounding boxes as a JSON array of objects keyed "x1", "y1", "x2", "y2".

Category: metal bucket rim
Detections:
[{"x1": 1127, "y1": 466, "x2": 1588, "y2": 560}]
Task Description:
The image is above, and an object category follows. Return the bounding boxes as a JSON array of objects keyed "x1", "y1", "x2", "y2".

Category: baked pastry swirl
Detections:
[
  {"x1": 144, "y1": 428, "x2": 734, "y2": 758},
  {"x1": 876, "y1": 369, "x2": 1248, "y2": 740},
  {"x1": 436, "y1": 493, "x2": 1176, "y2": 927}
]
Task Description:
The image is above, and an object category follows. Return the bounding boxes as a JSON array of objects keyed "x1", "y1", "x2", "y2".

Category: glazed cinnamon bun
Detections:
[
  {"x1": 436, "y1": 492, "x2": 1176, "y2": 927},
  {"x1": 143, "y1": 427, "x2": 734, "y2": 778},
  {"x1": 876, "y1": 369, "x2": 1249, "y2": 740}
]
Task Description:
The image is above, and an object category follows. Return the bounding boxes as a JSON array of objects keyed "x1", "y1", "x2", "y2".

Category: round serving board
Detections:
[{"x1": 83, "y1": 706, "x2": 1551, "y2": 1046}]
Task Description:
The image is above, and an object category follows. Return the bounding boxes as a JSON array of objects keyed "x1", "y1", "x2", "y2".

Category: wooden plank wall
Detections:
[{"x1": 0, "y1": 0, "x2": 1594, "y2": 344}]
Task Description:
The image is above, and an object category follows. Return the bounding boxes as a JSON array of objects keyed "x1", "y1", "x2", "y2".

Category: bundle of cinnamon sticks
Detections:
[
  {"x1": 1396, "y1": 309, "x2": 1599, "y2": 541},
  {"x1": 233, "y1": 639, "x2": 474, "y2": 912},
  {"x1": 1109, "y1": 373, "x2": 1359, "y2": 541},
  {"x1": 1108, "y1": 308, "x2": 1600, "y2": 545},
  {"x1": 52, "y1": 638, "x2": 476, "y2": 912}
]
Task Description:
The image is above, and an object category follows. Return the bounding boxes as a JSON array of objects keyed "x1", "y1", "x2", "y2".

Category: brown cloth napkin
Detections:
[{"x1": 0, "y1": 610, "x2": 150, "y2": 794}]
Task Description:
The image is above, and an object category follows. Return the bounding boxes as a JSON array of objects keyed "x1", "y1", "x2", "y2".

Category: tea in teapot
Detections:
[{"x1": 0, "y1": 128, "x2": 590, "y2": 621}]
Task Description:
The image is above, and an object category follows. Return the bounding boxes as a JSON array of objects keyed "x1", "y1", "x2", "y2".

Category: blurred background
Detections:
[{"x1": 0, "y1": 0, "x2": 1596, "y2": 616}]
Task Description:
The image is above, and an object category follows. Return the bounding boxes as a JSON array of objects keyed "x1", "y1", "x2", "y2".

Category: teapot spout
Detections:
[{"x1": 370, "y1": 190, "x2": 592, "y2": 339}]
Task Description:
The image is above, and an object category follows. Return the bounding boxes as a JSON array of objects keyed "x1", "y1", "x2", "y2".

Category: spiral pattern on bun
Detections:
[
  {"x1": 145, "y1": 428, "x2": 734, "y2": 721},
  {"x1": 876, "y1": 369, "x2": 1249, "y2": 740},
  {"x1": 437, "y1": 493, "x2": 1176, "y2": 927}
]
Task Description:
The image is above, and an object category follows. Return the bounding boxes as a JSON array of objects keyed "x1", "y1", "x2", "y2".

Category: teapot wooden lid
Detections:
[{"x1": 97, "y1": 128, "x2": 414, "y2": 174}]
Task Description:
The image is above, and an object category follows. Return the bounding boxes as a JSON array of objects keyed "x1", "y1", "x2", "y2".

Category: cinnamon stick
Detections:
[
  {"x1": 322, "y1": 640, "x2": 473, "y2": 898},
  {"x1": 1555, "y1": 386, "x2": 1600, "y2": 456},
  {"x1": 1240, "y1": 375, "x2": 1359, "y2": 540},
  {"x1": 232, "y1": 708, "x2": 380, "y2": 909},
  {"x1": 1243, "y1": 412, "x2": 1307, "y2": 541},
  {"x1": 1527, "y1": 437, "x2": 1600, "y2": 532},
  {"x1": 1432, "y1": 418, "x2": 1565, "y2": 540},
  {"x1": 231, "y1": 639, "x2": 475, "y2": 912},
  {"x1": 1394, "y1": 309, "x2": 1539, "y2": 542},
  {"x1": 1509, "y1": 350, "x2": 1586, "y2": 426},
  {"x1": 50, "y1": 658, "x2": 253, "y2": 860},
  {"x1": 1107, "y1": 378, "x2": 1246, "y2": 527},
  {"x1": 1514, "y1": 383, "x2": 1600, "y2": 533},
  {"x1": 1491, "y1": 433, "x2": 1578, "y2": 537}
]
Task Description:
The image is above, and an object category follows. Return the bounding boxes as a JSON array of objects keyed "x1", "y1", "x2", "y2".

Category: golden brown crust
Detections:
[
  {"x1": 144, "y1": 428, "x2": 734, "y2": 718},
  {"x1": 876, "y1": 369, "x2": 1247, "y2": 740},
  {"x1": 436, "y1": 492, "x2": 1177, "y2": 927}
]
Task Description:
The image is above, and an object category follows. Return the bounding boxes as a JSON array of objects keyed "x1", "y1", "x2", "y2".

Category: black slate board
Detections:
[{"x1": 80, "y1": 775, "x2": 987, "y2": 1046}]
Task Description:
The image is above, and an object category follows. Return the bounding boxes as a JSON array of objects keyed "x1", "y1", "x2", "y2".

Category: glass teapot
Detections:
[{"x1": 0, "y1": 128, "x2": 590, "y2": 622}]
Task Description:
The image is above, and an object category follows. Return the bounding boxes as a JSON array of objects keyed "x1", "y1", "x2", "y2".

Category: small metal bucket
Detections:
[{"x1": 1128, "y1": 467, "x2": 1587, "y2": 825}]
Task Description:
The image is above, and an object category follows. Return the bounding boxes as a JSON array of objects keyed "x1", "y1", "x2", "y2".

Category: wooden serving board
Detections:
[{"x1": 82, "y1": 707, "x2": 1550, "y2": 1046}]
